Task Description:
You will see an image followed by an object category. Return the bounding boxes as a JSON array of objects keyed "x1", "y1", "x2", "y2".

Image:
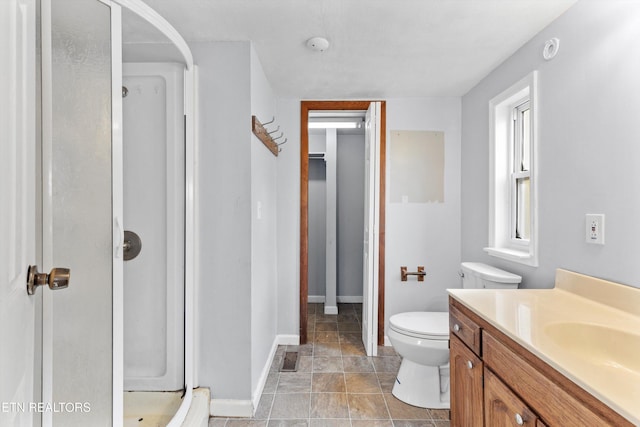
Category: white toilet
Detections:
[{"x1": 388, "y1": 262, "x2": 521, "y2": 409}]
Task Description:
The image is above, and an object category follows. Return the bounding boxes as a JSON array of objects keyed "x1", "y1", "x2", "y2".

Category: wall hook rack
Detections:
[
  {"x1": 277, "y1": 138, "x2": 288, "y2": 153},
  {"x1": 252, "y1": 115, "x2": 284, "y2": 157},
  {"x1": 262, "y1": 116, "x2": 275, "y2": 126}
]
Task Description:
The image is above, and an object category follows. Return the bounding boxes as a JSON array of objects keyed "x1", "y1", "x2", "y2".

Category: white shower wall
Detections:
[{"x1": 123, "y1": 63, "x2": 185, "y2": 391}]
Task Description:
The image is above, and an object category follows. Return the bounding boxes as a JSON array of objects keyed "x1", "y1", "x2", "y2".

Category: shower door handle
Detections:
[
  {"x1": 114, "y1": 217, "x2": 124, "y2": 259},
  {"x1": 26, "y1": 265, "x2": 70, "y2": 295},
  {"x1": 123, "y1": 230, "x2": 142, "y2": 261}
]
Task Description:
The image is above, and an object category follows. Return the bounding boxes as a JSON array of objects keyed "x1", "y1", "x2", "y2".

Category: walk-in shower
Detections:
[
  {"x1": 39, "y1": 0, "x2": 199, "y2": 425},
  {"x1": 119, "y1": 3, "x2": 199, "y2": 425}
]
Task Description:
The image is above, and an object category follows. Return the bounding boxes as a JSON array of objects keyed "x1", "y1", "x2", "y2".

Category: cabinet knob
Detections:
[
  {"x1": 453, "y1": 324, "x2": 461, "y2": 332},
  {"x1": 515, "y1": 413, "x2": 524, "y2": 425},
  {"x1": 466, "y1": 360, "x2": 473, "y2": 369}
]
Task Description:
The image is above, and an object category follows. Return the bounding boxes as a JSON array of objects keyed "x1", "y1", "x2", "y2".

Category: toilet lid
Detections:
[{"x1": 389, "y1": 312, "x2": 449, "y2": 339}]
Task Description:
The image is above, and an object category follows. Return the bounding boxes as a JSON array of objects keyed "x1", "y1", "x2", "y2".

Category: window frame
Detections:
[
  {"x1": 485, "y1": 71, "x2": 538, "y2": 267},
  {"x1": 511, "y1": 98, "x2": 530, "y2": 245}
]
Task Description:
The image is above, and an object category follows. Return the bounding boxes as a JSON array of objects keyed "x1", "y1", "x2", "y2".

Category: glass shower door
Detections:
[{"x1": 43, "y1": 0, "x2": 115, "y2": 425}]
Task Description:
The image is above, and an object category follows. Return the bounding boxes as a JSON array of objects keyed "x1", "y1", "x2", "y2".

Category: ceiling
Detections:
[{"x1": 125, "y1": 0, "x2": 577, "y2": 99}]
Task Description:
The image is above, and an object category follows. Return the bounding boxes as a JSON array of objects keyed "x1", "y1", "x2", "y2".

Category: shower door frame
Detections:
[
  {"x1": 41, "y1": 0, "x2": 124, "y2": 424},
  {"x1": 41, "y1": 1, "x2": 197, "y2": 425},
  {"x1": 113, "y1": 3, "x2": 198, "y2": 426},
  {"x1": 112, "y1": 2, "x2": 198, "y2": 426}
]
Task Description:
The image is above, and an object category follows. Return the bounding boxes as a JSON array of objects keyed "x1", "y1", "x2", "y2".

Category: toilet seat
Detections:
[{"x1": 389, "y1": 312, "x2": 449, "y2": 340}]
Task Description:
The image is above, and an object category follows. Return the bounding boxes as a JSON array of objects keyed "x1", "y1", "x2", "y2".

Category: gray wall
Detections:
[
  {"x1": 194, "y1": 41, "x2": 279, "y2": 403},
  {"x1": 307, "y1": 131, "x2": 365, "y2": 300},
  {"x1": 193, "y1": 41, "x2": 252, "y2": 400},
  {"x1": 274, "y1": 98, "x2": 300, "y2": 336},
  {"x1": 308, "y1": 133, "x2": 327, "y2": 298},
  {"x1": 308, "y1": 157, "x2": 327, "y2": 297},
  {"x1": 461, "y1": 0, "x2": 640, "y2": 288},
  {"x1": 336, "y1": 132, "x2": 365, "y2": 298},
  {"x1": 249, "y1": 45, "x2": 278, "y2": 396}
]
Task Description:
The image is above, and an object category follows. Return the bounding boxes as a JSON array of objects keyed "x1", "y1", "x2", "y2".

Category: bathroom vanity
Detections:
[{"x1": 448, "y1": 269, "x2": 640, "y2": 427}]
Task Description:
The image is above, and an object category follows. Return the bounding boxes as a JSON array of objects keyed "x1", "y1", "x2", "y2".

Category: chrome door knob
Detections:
[
  {"x1": 466, "y1": 360, "x2": 473, "y2": 369},
  {"x1": 27, "y1": 265, "x2": 70, "y2": 295},
  {"x1": 515, "y1": 413, "x2": 524, "y2": 425},
  {"x1": 453, "y1": 324, "x2": 461, "y2": 332}
]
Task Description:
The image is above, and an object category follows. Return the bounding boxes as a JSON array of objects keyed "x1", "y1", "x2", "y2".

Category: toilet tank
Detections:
[{"x1": 461, "y1": 262, "x2": 521, "y2": 289}]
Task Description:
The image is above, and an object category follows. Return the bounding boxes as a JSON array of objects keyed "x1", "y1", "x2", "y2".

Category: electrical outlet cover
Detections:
[{"x1": 585, "y1": 214, "x2": 605, "y2": 245}]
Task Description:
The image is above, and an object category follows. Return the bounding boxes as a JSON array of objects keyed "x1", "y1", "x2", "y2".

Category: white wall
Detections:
[
  {"x1": 461, "y1": 0, "x2": 640, "y2": 288},
  {"x1": 275, "y1": 98, "x2": 462, "y2": 339},
  {"x1": 385, "y1": 98, "x2": 462, "y2": 332},
  {"x1": 249, "y1": 45, "x2": 278, "y2": 396},
  {"x1": 193, "y1": 41, "x2": 253, "y2": 400}
]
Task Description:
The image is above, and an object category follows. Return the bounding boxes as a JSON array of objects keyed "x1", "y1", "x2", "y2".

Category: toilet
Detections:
[{"x1": 388, "y1": 262, "x2": 521, "y2": 409}]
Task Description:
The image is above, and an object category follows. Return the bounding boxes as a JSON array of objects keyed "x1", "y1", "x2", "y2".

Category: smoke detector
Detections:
[{"x1": 306, "y1": 37, "x2": 330, "y2": 52}]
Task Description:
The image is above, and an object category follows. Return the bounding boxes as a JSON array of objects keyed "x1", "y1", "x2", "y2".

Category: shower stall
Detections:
[
  {"x1": 37, "y1": 0, "x2": 200, "y2": 425},
  {"x1": 122, "y1": 62, "x2": 185, "y2": 393}
]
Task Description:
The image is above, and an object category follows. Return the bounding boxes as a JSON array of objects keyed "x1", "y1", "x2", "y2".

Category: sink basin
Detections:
[{"x1": 544, "y1": 322, "x2": 640, "y2": 376}]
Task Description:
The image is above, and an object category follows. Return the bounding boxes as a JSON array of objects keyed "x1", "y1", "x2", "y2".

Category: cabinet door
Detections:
[
  {"x1": 485, "y1": 368, "x2": 538, "y2": 427},
  {"x1": 451, "y1": 336, "x2": 484, "y2": 427}
]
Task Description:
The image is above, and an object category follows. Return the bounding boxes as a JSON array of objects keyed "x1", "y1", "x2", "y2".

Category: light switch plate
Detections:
[{"x1": 585, "y1": 214, "x2": 605, "y2": 245}]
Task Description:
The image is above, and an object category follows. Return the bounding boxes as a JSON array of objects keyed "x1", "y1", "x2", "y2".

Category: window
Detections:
[
  {"x1": 513, "y1": 99, "x2": 530, "y2": 242},
  {"x1": 486, "y1": 72, "x2": 538, "y2": 266}
]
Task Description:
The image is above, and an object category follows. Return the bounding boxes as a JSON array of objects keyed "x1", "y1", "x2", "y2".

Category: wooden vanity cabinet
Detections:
[
  {"x1": 449, "y1": 297, "x2": 633, "y2": 427},
  {"x1": 450, "y1": 304, "x2": 484, "y2": 426},
  {"x1": 450, "y1": 304, "x2": 481, "y2": 354},
  {"x1": 484, "y1": 367, "x2": 538, "y2": 427},
  {"x1": 450, "y1": 335, "x2": 483, "y2": 427}
]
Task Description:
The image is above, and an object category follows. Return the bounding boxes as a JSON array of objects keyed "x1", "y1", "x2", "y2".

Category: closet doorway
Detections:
[{"x1": 300, "y1": 100, "x2": 386, "y2": 351}]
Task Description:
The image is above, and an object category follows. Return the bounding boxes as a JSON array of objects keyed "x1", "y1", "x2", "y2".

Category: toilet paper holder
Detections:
[{"x1": 401, "y1": 266, "x2": 426, "y2": 282}]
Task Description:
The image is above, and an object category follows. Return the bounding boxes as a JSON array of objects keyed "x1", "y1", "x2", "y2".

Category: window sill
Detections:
[{"x1": 483, "y1": 246, "x2": 538, "y2": 267}]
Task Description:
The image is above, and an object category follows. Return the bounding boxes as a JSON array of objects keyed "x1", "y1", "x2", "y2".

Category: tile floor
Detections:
[{"x1": 209, "y1": 303, "x2": 450, "y2": 427}]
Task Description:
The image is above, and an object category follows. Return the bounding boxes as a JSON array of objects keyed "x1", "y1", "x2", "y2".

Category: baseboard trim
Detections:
[
  {"x1": 276, "y1": 334, "x2": 300, "y2": 346},
  {"x1": 210, "y1": 334, "x2": 301, "y2": 418},
  {"x1": 308, "y1": 296, "x2": 364, "y2": 304},
  {"x1": 324, "y1": 305, "x2": 338, "y2": 315},
  {"x1": 250, "y1": 334, "x2": 301, "y2": 414},
  {"x1": 337, "y1": 296, "x2": 363, "y2": 303},
  {"x1": 209, "y1": 399, "x2": 253, "y2": 418},
  {"x1": 384, "y1": 335, "x2": 391, "y2": 347}
]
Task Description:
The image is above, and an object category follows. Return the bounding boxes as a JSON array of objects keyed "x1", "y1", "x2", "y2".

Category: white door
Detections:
[
  {"x1": 362, "y1": 102, "x2": 381, "y2": 357},
  {"x1": 0, "y1": 1, "x2": 38, "y2": 425},
  {"x1": 1, "y1": 1, "x2": 119, "y2": 425}
]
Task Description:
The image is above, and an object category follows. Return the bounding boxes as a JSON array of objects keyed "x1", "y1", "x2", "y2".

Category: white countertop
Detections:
[{"x1": 448, "y1": 269, "x2": 640, "y2": 426}]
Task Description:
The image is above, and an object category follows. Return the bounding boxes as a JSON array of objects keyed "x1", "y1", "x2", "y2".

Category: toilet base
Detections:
[{"x1": 392, "y1": 358, "x2": 450, "y2": 409}]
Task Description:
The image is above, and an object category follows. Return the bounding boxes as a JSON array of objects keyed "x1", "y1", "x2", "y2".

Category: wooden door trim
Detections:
[{"x1": 300, "y1": 100, "x2": 386, "y2": 345}]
